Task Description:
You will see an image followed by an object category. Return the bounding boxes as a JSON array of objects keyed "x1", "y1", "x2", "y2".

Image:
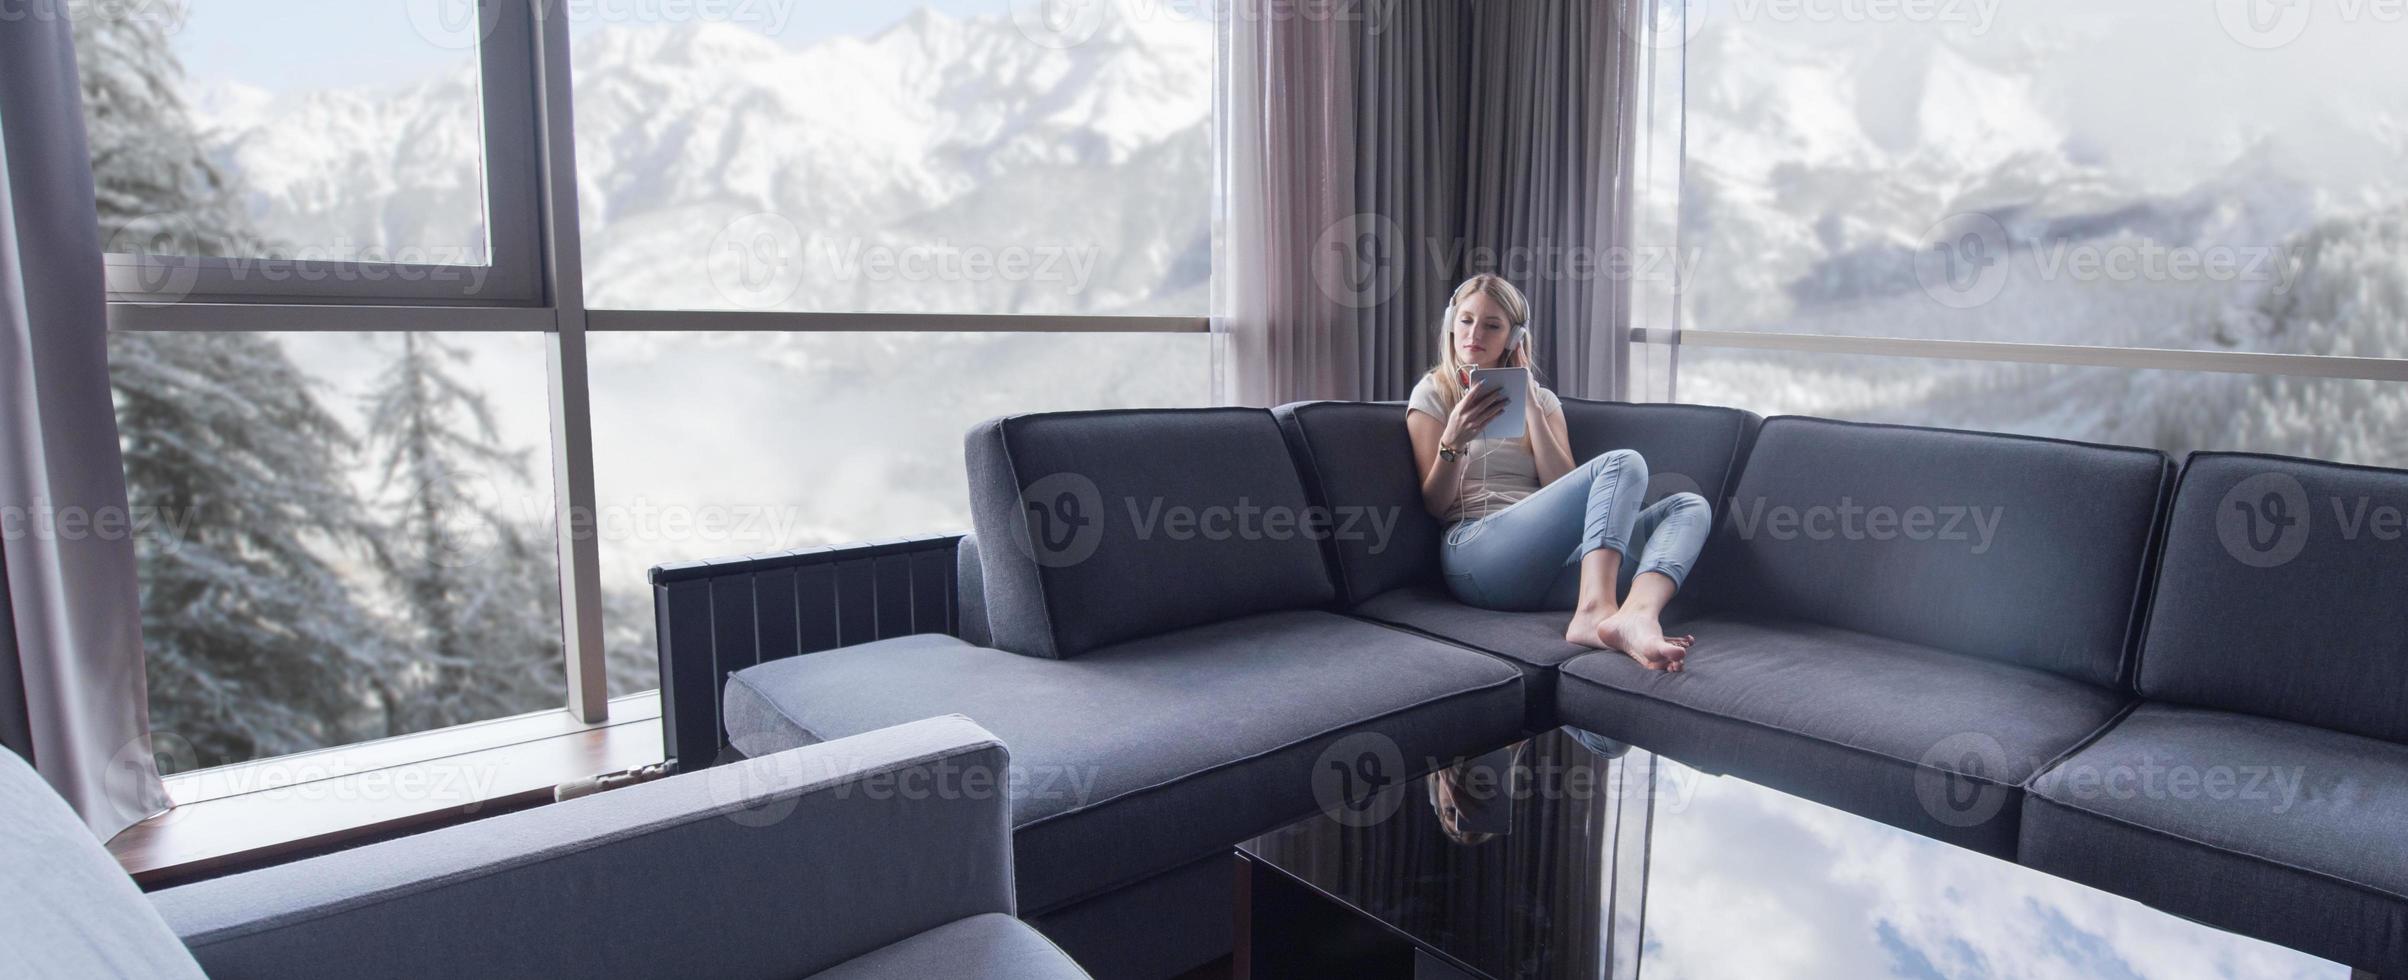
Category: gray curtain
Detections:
[
  {"x1": 1, "y1": 538, "x2": 28, "y2": 762},
  {"x1": 1355, "y1": 2, "x2": 1472, "y2": 400},
  {"x1": 1212, "y1": 0, "x2": 1366, "y2": 405},
  {"x1": 0, "y1": 4, "x2": 170, "y2": 836},
  {"x1": 1347, "y1": 0, "x2": 1646, "y2": 402}
]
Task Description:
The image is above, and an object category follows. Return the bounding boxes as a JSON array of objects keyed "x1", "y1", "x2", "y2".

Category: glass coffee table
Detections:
[{"x1": 1236, "y1": 730, "x2": 2349, "y2": 979}]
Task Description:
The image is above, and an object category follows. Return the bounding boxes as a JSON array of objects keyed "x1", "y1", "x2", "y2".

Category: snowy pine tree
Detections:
[
  {"x1": 362, "y1": 334, "x2": 566, "y2": 731},
  {"x1": 80, "y1": 8, "x2": 400, "y2": 765}
]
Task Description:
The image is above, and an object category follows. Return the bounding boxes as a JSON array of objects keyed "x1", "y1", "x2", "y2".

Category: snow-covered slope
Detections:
[{"x1": 190, "y1": 4, "x2": 1212, "y2": 314}]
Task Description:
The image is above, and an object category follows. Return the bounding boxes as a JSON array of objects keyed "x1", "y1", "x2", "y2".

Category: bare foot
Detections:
[
  {"x1": 1566, "y1": 607, "x2": 1616, "y2": 649},
  {"x1": 1597, "y1": 608, "x2": 1692, "y2": 671}
]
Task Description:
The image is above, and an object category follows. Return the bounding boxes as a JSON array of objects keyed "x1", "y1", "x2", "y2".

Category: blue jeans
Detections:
[{"x1": 1440, "y1": 449, "x2": 1712, "y2": 612}]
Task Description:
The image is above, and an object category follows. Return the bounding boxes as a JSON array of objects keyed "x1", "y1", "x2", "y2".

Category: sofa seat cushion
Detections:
[
  {"x1": 2021, "y1": 703, "x2": 2408, "y2": 971},
  {"x1": 1350, "y1": 582, "x2": 1589, "y2": 730},
  {"x1": 1555, "y1": 613, "x2": 2128, "y2": 856},
  {"x1": 802, "y1": 914, "x2": 1088, "y2": 980},
  {"x1": 724, "y1": 610, "x2": 1524, "y2": 912}
]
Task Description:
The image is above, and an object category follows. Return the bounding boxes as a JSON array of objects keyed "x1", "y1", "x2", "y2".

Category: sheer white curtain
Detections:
[
  {"x1": 0, "y1": 4, "x2": 169, "y2": 837},
  {"x1": 1211, "y1": 2, "x2": 1366, "y2": 406}
]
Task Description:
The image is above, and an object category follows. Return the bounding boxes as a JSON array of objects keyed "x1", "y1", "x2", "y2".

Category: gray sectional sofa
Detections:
[
  {"x1": 1, "y1": 716, "x2": 1090, "y2": 980},
  {"x1": 654, "y1": 399, "x2": 2408, "y2": 977}
]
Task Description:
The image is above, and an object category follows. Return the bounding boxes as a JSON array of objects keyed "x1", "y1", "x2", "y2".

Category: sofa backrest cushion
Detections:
[
  {"x1": 965, "y1": 408, "x2": 1338, "y2": 658},
  {"x1": 1272, "y1": 398, "x2": 1761, "y2": 608},
  {"x1": 0, "y1": 751, "x2": 207, "y2": 979},
  {"x1": 1271, "y1": 402, "x2": 1444, "y2": 605},
  {"x1": 2139, "y1": 453, "x2": 2408, "y2": 742},
  {"x1": 1709, "y1": 416, "x2": 2172, "y2": 688}
]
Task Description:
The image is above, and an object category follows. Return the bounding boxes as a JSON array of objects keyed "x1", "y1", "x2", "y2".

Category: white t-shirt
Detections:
[{"x1": 1408, "y1": 374, "x2": 1564, "y2": 525}]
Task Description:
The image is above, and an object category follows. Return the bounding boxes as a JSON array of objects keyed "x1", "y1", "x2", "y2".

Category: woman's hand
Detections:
[{"x1": 1441, "y1": 381, "x2": 1508, "y2": 449}]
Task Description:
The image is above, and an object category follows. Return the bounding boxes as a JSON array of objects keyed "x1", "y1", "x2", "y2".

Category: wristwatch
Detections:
[{"x1": 1439, "y1": 443, "x2": 1465, "y2": 462}]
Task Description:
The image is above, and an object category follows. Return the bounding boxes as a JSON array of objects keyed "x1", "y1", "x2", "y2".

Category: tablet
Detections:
[{"x1": 1467, "y1": 367, "x2": 1530, "y2": 440}]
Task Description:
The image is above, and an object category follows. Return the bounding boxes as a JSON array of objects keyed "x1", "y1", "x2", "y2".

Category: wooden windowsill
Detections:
[{"x1": 109, "y1": 692, "x2": 664, "y2": 889}]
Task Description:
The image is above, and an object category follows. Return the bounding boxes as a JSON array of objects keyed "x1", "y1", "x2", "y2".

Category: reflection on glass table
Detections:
[{"x1": 1237, "y1": 730, "x2": 2344, "y2": 979}]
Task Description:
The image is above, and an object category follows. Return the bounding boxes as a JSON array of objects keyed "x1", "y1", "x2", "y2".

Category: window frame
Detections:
[
  {"x1": 100, "y1": 0, "x2": 1212, "y2": 749},
  {"x1": 102, "y1": 1, "x2": 547, "y2": 307}
]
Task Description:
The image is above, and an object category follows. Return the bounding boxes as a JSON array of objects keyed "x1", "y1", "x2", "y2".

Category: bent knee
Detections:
[
  {"x1": 1665, "y1": 490, "x2": 1711, "y2": 522},
  {"x1": 1588, "y1": 449, "x2": 1648, "y2": 484}
]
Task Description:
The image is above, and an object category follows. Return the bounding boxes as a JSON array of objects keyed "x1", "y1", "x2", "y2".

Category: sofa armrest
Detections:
[
  {"x1": 150, "y1": 716, "x2": 1015, "y2": 980},
  {"x1": 652, "y1": 532, "x2": 966, "y2": 770}
]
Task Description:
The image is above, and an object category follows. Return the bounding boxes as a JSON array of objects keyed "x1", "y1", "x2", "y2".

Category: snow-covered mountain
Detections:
[
  {"x1": 190, "y1": 4, "x2": 1213, "y2": 315},
  {"x1": 1673, "y1": 24, "x2": 2408, "y2": 468}
]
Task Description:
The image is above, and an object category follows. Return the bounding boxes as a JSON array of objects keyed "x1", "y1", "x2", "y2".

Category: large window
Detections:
[
  {"x1": 566, "y1": 1, "x2": 1211, "y2": 315},
  {"x1": 79, "y1": 0, "x2": 1213, "y2": 775},
  {"x1": 1649, "y1": 1, "x2": 2408, "y2": 461}
]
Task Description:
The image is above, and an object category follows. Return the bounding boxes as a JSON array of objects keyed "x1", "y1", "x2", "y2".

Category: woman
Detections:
[{"x1": 1405, "y1": 274, "x2": 1710, "y2": 671}]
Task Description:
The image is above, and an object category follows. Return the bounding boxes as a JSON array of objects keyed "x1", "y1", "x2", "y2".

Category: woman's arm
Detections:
[
  {"x1": 1529, "y1": 395, "x2": 1578, "y2": 486},
  {"x1": 1409, "y1": 383, "x2": 1506, "y2": 520}
]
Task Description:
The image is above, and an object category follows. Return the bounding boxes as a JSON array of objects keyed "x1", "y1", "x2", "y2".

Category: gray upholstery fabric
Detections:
[
  {"x1": 802, "y1": 914, "x2": 1089, "y2": 980},
  {"x1": 1556, "y1": 614, "x2": 2129, "y2": 856},
  {"x1": 154, "y1": 718, "x2": 1017, "y2": 980},
  {"x1": 2022, "y1": 703, "x2": 2408, "y2": 972},
  {"x1": 1029, "y1": 854, "x2": 1234, "y2": 980},
  {"x1": 1350, "y1": 582, "x2": 1587, "y2": 730},
  {"x1": 1269, "y1": 398, "x2": 1759, "y2": 609},
  {"x1": 1706, "y1": 417, "x2": 2170, "y2": 689},
  {"x1": 0, "y1": 749, "x2": 205, "y2": 979},
  {"x1": 2138, "y1": 453, "x2": 2408, "y2": 743},
  {"x1": 965, "y1": 409, "x2": 1338, "y2": 659},
  {"x1": 1271, "y1": 401, "x2": 1444, "y2": 605},
  {"x1": 956, "y1": 532, "x2": 992, "y2": 648},
  {"x1": 722, "y1": 612, "x2": 1523, "y2": 911}
]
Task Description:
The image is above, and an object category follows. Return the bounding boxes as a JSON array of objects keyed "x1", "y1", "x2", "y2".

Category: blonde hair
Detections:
[{"x1": 1422, "y1": 274, "x2": 1538, "y2": 414}]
